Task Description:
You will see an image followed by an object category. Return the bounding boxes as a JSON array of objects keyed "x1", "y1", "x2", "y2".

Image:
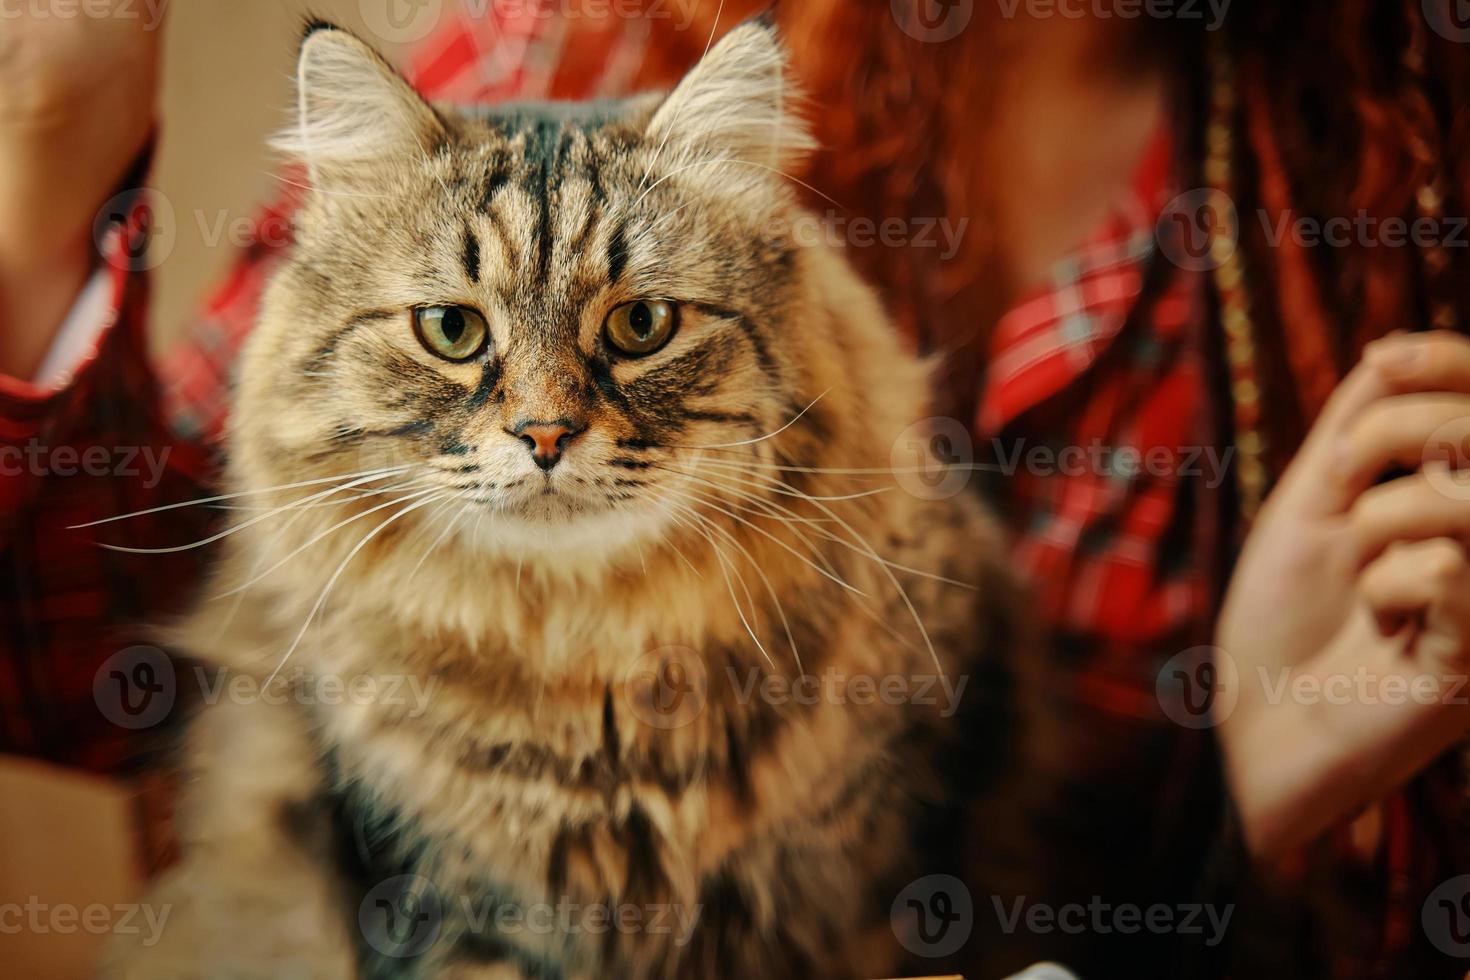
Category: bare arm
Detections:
[{"x1": 0, "y1": 5, "x2": 162, "y2": 378}]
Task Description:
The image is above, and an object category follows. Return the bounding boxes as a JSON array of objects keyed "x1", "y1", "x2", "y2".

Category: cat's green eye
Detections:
[
  {"x1": 605, "y1": 300, "x2": 677, "y2": 356},
  {"x1": 414, "y1": 305, "x2": 489, "y2": 362}
]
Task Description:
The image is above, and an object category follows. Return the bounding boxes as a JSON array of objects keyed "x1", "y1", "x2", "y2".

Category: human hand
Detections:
[{"x1": 1217, "y1": 331, "x2": 1470, "y2": 858}]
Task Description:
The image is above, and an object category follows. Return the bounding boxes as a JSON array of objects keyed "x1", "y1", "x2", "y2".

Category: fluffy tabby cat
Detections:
[{"x1": 106, "y1": 18, "x2": 1014, "y2": 980}]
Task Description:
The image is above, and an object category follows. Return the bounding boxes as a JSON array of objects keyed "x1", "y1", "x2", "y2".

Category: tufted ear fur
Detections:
[
  {"x1": 272, "y1": 22, "x2": 445, "y2": 184},
  {"x1": 645, "y1": 16, "x2": 815, "y2": 175}
]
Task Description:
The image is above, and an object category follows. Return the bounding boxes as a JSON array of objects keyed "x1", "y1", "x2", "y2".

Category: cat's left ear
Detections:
[
  {"x1": 273, "y1": 21, "x2": 446, "y2": 184},
  {"x1": 646, "y1": 16, "x2": 815, "y2": 174}
]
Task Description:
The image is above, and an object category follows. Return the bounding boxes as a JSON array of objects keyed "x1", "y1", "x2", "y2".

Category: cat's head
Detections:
[{"x1": 233, "y1": 18, "x2": 907, "y2": 569}]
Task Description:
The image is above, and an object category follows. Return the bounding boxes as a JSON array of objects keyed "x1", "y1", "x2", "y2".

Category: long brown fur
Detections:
[{"x1": 104, "y1": 19, "x2": 1010, "y2": 979}]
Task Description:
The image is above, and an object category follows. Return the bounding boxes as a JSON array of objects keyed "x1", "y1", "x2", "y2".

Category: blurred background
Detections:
[
  {"x1": 151, "y1": 0, "x2": 406, "y2": 349},
  {"x1": 1, "y1": 6, "x2": 399, "y2": 975}
]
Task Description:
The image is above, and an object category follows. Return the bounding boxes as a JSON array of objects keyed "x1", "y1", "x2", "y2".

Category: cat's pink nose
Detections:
[{"x1": 511, "y1": 420, "x2": 583, "y2": 472}]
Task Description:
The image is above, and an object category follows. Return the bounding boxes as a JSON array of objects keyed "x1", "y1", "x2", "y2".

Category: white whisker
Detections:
[
  {"x1": 213, "y1": 485, "x2": 441, "y2": 599},
  {"x1": 673, "y1": 460, "x2": 974, "y2": 589},
  {"x1": 69, "y1": 466, "x2": 408, "y2": 529},
  {"x1": 637, "y1": 0, "x2": 728, "y2": 192},
  {"x1": 659, "y1": 479, "x2": 862, "y2": 596},
  {"x1": 264, "y1": 492, "x2": 446, "y2": 688},
  {"x1": 664, "y1": 487, "x2": 801, "y2": 671},
  {"x1": 407, "y1": 495, "x2": 475, "y2": 584},
  {"x1": 688, "y1": 389, "x2": 831, "y2": 451},
  {"x1": 667, "y1": 502, "x2": 775, "y2": 670},
  {"x1": 94, "y1": 470, "x2": 418, "y2": 554}
]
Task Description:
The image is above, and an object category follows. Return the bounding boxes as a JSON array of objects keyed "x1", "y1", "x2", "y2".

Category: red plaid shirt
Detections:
[
  {"x1": 0, "y1": 199, "x2": 213, "y2": 774},
  {"x1": 0, "y1": 6, "x2": 1455, "y2": 978}
]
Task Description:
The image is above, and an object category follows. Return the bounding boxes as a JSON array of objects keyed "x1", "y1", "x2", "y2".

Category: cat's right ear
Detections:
[
  {"x1": 646, "y1": 16, "x2": 814, "y2": 174},
  {"x1": 272, "y1": 22, "x2": 445, "y2": 186}
]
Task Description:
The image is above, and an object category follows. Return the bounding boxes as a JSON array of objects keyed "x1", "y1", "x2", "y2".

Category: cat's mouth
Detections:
[
  {"x1": 490, "y1": 471, "x2": 627, "y2": 522},
  {"x1": 427, "y1": 450, "x2": 656, "y2": 529}
]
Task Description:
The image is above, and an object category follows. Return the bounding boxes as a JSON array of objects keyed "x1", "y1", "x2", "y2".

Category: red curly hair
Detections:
[
  {"x1": 1231, "y1": 0, "x2": 1470, "y2": 471},
  {"x1": 624, "y1": 1, "x2": 1470, "y2": 454}
]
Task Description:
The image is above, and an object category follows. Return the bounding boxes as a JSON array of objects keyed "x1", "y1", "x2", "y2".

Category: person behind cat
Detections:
[{"x1": 5, "y1": 2, "x2": 1470, "y2": 978}]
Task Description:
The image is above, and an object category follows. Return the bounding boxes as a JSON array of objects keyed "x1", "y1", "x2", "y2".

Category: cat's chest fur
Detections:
[
  {"x1": 297, "y1": 561, "x2": 939, "y2": 978},
  {"x1": 305, "y1": 560, "x2": 906, "y2": 864}
]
